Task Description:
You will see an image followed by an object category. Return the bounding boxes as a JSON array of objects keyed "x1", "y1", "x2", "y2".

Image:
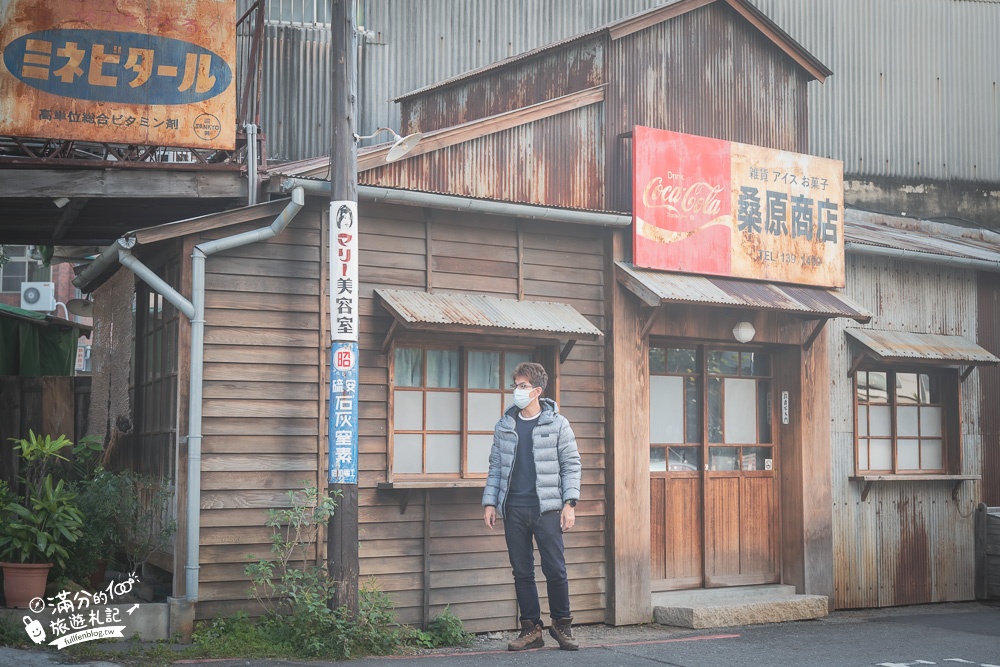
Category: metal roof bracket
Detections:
[
  {"x1": 847, "y1": 350, "x2": 869, "y2": 378},
  {"x1": 639, "y1": 305, "x2": 662, "y2": 339},
  {"x1": 961, "y1": 365, "x2": 976, "y2": 382},
  {"x1": 802, "y1": 318, "x2": 828, "y2": 351},
  {"x1": 559, "y1": 339, "x2": 577, "y2": 363},
  {"x1": 381, "y1": 319, "x2": 400, "y2": 355}
]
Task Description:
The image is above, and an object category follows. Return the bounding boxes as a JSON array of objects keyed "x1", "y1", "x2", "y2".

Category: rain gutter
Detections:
[
  {"x1": 845, "y1": 242, "x2": 1000, "y2": 273},
  {"x1": 279, "y1": 178, "x2": 633, "y2": 228},
  {"x1": 72, "y1": 187, "x2": 306, "y2": 602}
]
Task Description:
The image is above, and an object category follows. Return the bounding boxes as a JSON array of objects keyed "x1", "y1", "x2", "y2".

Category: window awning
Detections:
[
  {"x1": 846, "y1": 328, "x2": 999, "y2": 379},
  {"x1": 375, "y1": 288, "x2": 603, "y2": 359},
  {"x1": 615, "y1": 261, "x2": 872, "y2": 323}
]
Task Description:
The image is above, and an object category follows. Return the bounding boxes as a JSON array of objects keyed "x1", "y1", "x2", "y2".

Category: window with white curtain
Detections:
[{"x1": 391, "y1": 345, "x2": 535, "y2": 478}]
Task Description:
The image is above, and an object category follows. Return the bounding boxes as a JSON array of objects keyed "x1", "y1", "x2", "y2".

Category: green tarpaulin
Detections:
[{"x1": 0, "y1": 303, "x2": 85, "y2": 376}]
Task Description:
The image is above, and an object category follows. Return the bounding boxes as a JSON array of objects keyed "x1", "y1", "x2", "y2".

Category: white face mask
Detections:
[{"x1": 512, "y1": 388, "x2": 533, "y2": 409}]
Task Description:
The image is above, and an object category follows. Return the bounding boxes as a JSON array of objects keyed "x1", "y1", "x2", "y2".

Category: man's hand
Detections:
[
  {"x1": 484, "y1": 505, "x2": 497, "y2": 529},
  {"x1": 560, "y1": 503, "x2": 576, "y2": 532}
]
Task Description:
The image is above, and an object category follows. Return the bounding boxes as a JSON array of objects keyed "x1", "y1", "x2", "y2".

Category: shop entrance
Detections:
[{"x1": 649, "y1": 345, "x2": 779, "y2": 589}]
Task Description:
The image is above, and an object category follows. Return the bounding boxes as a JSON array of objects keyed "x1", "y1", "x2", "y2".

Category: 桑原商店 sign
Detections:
[
  {"x1": 633, "y1": 126, "x2": 845, "y2": 288},
  {"x1": 0, "y1": 0, "x2": 236, "y2": 149}
]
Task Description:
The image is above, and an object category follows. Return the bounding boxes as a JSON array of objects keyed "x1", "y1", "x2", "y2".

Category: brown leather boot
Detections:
[
  {"x1": 549, "y1": 616, "x2": 579, "y2": 650},
  {"x1": 508, "y1": 620, "x2": 544, "y2": 651}
]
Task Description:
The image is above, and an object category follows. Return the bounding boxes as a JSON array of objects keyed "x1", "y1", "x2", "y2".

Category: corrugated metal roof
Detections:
[
  {"x1": 845, "y1": 209, "x2": 1000, "y2": 265},
  {"x1": 375, "y1": 288, "x2": 603, "y2": 339},
  {"x1": 616, "y1": 261, "x2": 872, "y2": 321},
  {"x1": 846, "y1": 328, "x2": 1000, "y2": 365}
]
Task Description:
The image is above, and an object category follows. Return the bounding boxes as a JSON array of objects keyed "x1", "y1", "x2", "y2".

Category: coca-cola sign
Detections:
[{"x1": 632, "y1": 127, "x2": 845, "y2": 288}]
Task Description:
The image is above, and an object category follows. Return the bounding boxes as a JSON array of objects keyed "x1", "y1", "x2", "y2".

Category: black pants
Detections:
[{"x1": 503, "y1": 505, "x2": 570, "y2": 626}]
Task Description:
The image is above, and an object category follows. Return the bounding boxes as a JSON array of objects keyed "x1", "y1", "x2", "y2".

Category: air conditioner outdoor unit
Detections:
[{"x1": 20, "y1": 282, "x2": 56, "y2": 311}]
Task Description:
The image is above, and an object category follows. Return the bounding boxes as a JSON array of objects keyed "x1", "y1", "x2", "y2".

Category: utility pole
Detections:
[{"x1": 328, "y1": 0, "x2": 359, "y2": 615}]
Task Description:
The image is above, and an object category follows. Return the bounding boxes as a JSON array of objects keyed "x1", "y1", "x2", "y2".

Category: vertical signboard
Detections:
[
  {"x1": 329, "y1": 200, "x2": 359, "y2": 485},
  {"x1": 329, "y1": 342, "x2": 359, "y2": 485},
  {"x1": 633, "y1": 126, "x2": 845, "y2": 288},
  {"x1": 0, "y1": 0, "x2": 236, "y2": 149}
]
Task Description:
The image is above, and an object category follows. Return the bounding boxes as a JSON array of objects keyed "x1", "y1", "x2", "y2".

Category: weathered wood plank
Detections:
[
  {"x1": 203, "y1": 381, "x2": 318, "y2": 401},
  {"x1": 204, "y1": 346, "x2": 317, "y2": 365},
  {"x1": 205, "y1": 308, "x2": 320, "y2": 330},
  {"x1": 202, "y1": 434, "x2": 318, "y2": 454},
  {"x1": 202, "y1": 417, "x2": 318, "y2": 437},
  {"x1": 202, "y1": 399, "x2": 317, "y2": 419},
  {"x1": 205, "y1": 291, "x2": 318, "y2": 311},
  {"x1": 203, "y1": 363, "x2": 319, "y2": 383},
  {"x1": 2, "y1": 168, "x2": 244, "y2": 198},
  {"x1": 201, "y1": 454, "x2": 316, "y2": 472}
]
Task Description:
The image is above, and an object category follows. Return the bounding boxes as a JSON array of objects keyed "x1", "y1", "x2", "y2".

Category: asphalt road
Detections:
[{"x1": 1, "y1": 602, "x2": 997, "y2": 667}]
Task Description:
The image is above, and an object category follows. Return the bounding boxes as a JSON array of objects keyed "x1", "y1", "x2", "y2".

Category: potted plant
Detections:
[{"x1": 0, "y1": 431, "x2": 84, "y2": 608}]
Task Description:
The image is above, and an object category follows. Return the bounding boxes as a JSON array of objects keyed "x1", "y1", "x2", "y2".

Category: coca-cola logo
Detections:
[{"x1": 642, "y1": 177, "x2": 724, "y2": 216}]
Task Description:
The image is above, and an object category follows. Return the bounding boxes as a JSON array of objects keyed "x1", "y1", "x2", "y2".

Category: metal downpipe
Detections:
[
  {"x1": 278, "y1": 178, "x2": 633, "y2": 228},
  {"x1": 184, "y1": 186, "x2": 304, "y2": 602}
]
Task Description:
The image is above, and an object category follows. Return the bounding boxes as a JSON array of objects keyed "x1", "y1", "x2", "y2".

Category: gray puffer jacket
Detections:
[{"x1": 482, "y1": 398, "x2": 581, "y2": 517}]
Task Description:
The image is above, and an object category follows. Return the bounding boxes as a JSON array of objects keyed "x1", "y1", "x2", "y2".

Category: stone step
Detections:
[
  {"x1": 652, "y1": 584, "x2": 798, "y2": 607},
  {"x1": 653, "y1": 589, "x2": 829, "y2": 629}
]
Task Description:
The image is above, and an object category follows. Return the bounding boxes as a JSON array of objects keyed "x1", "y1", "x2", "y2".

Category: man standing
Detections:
[{"x1": 482, "y1": 362, "x2": 581, "y2": 651}]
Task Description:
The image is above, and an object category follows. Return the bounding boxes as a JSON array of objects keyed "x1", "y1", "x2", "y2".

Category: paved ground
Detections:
[{"x1": 1, "y1": 601, "x2": 998, "y2": 666}]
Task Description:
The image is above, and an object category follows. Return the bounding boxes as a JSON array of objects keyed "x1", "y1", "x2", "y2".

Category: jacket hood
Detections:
[{"x1": 503, "y1": 397, "x2": 559, "y2": 421}]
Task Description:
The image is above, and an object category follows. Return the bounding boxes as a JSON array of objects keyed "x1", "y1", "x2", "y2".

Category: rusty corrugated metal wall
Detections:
[
  {"x1": 830, "y1": 254, "x2": 981, "y2": 608},
  {"x1": 751, "y1": 0, "x2": 1000, "y2": 183},
  {"x1": 398, "y1": 36, "x2": 605, "y2": 134},
  {"x1": 979, "y1": 272, "x2": 1000, "y2": 507},
  {"x1": 361, "y1": 103, "x2": 605, "y2": 210},
  {"x1": 605, "y1": 1, "x2": 810, "y2": 210}
]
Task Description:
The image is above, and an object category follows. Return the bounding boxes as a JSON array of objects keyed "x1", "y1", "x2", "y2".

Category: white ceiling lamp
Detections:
[
  {"x1": 354, "y1": 127, "x2": 423, "y2": 162},
  {"x1": 733, "y1": 321, "x2": 756, "y2": 344}
]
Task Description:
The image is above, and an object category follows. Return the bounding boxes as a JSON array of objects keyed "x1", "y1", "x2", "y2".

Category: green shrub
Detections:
[
  {"x1": 412, "y1": 606, "x2": 474, "y2": 649},
  {"x1": 241, "y1": 485, "x2": 407, "y2": 659}
]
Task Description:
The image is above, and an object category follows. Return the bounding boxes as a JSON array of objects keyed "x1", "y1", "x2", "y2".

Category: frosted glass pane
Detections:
[
  {"x1": 426, "y1": 434, "x2": 461, "y2": 473},
  {"x1": 650, "y1": 375, "x2": 683, "y2": 444},
  {"x1": 467, "y1": 393, "x2": 502, "y2": 431},
  {"x1": 870, "y1": 440, "x2": 892, "y2": 470},
  {"x1": 394, "y1": 390, "x2": 423, "y2": 430},
  {"x1": 921, "y1": 439, "x2": 943, "y2": 470},
  {"x1": 468, "y1": 351, "x2": 500, "y2": 389},
  {"x1": 724, "y1": 378, "x2": 757, "y2": 444},
  {"x1": 394, "y1": 348, "x2": 423, "y2": 387},
  {"x1": 921, "y1": 407, "x2": 942, "y2": 437},
  {"x1": 870, "y1": 406, "x2": 891, "y2": 437},
  {"x1": 426, "y1": 392, "x2": 461, "y2": 430},
  {"x1": 427, "y1": 349, "x2": 460, "y2": 388},
  {"x1": 858, "y1": 439, "x2": 869, "y2": 470},
  {"x1": 468, "y1": 434, "x2": 494, "y2": 473},
  {"x1": 393, "y1": 434, "x2": 423, "y2": 474},
  {"x1": 858, "y1": 406, "x2": 868, "y2": 436},
  {"x1": 898, "y1": 439, "x2": 920, "y2": 470},
  {"x1": 897, "y1": 406, "x2": 919, "y2": 437}
]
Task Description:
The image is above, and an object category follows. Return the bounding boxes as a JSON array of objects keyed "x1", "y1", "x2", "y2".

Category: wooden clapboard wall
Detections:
[
  {"x1": 356, "y1": 203, "x2": 608, "y2": 633},
  {"x1": 192, "y1": 202, "x2": 326, "y2": 620}
]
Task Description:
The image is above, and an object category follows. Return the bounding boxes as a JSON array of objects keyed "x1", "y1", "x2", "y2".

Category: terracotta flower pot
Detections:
[{"x1": 1, "y1": 562, "x2": 53, "y2": 608}]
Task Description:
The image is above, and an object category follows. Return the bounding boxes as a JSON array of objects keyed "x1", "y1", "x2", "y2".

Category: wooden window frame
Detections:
[
  {"x1": 649, "y1": 343, "x2": 775, "y2": 476},
  {"x1": 387, "y1": 337, "x2": 556, "y2": 485},
  {"x1": 852, "y1": 366, "x2": 961, "y2": 476}
]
